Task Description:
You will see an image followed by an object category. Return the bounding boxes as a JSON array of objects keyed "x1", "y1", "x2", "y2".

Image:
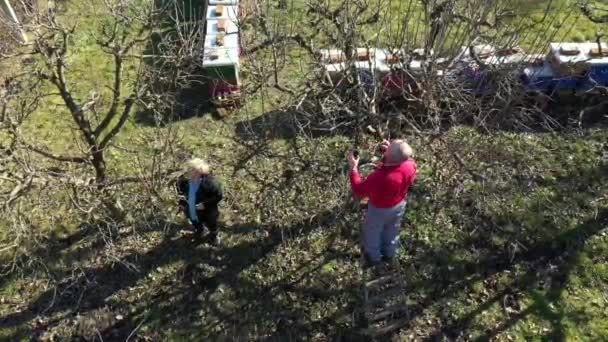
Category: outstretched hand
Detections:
[
  {"x1": 378, "y1": 139, "x2": 390, "y2": 153},
  {"x1": 347, "y1": 150, "x2": 359, "y2": 170}
]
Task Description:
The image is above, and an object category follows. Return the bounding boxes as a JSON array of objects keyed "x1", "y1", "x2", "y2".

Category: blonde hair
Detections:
[
  {"x1": 185, "y1": 158, "x2": 210, "y2": 175},
  {"x1": 387, "y1": 140, "x2": 413, "y2": 163}
]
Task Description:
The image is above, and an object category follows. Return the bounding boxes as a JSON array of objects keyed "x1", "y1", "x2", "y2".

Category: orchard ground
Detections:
[{"x1": 1, "y1": 0, "x2": 607, "y2": 340}]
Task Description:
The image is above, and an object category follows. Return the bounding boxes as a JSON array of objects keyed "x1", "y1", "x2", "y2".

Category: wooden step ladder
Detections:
[
  {"x1": 358, "y1": 256, "x2": 410, "y2": 338},
  {"x1": 348, "y1": 196, "x2": 410, "y2": 338}
]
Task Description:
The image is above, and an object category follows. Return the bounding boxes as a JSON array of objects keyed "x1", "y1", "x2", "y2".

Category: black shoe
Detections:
[
  {"x1": 362, "y1": 253, "x2": 381, "y2": 269},
  {"x1": 192, "y1": 222, "x2": 205, "y2": 236},
  {"x1": 381, "y1": 255, "x2": 394, "y2": 263},
  {"x1": 191, "y1": 233, "x2": 204, "y2": 245},
  {"x1": 206, "y1": 232, "x2": 220, "y2": 246}
]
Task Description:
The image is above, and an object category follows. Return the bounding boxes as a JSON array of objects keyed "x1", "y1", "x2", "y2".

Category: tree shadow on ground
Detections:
[
  {"x1": 102, "y1": 222, "x2": 363, "y2": 340},
  {"x1": 231, "y1": 106, "x2": 608, "y2": 338},
  {"x1": 234, "y1": 95, "x2": 608, "y2": 143},
  {"x1": 101, "y1": 204, "x2": 364, "y2": 340},
  {"x1": 2, "y1": 163, "x2": 606, "y2": 340},
  {"x1": 134, "y1": 88, "x2": 218, "y2": 126},
  {"x1": 235, "y1": 110, "x2": 301, "y2": 141},
  {"x1": 397, "y1": 162, "x2": 608, "y2": 340},
  {"x1": 234, "y1": 108, "x2": 409, "y2": 142},
  {"x1": 0, "y1": 223, "x2": 99, "y2": 292},
  {"x1": 3, "y1": 112, "x2": 606, "y2": 339},
  {"x1": 424, "y1": 205, "x2": 608, "y2": 340},
  {"x1": 133, "y1": 0, "x2": 223, "y2": 126},
  {"x1": 0, "y1": 200, "x2": 365, "y2": 340},
  {"x1": 0, "y1": 219, "x2": 185, "y2": 335}
]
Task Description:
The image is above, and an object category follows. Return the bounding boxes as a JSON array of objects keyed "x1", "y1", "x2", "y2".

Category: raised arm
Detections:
[{"x1": 350, "y1": 168, "x2": 379, "y2": 199}]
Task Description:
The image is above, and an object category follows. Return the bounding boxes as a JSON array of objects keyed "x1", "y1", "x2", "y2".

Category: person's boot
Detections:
[
  {"x1": 381, "y1": 256, "x2": 396, "y2": 273},
  {"x1": 382, "y1": 255, "x2": 395, "y2": 264},
  {"x1": 362, "y1": 253, "x2": 381, "y2": 269},
  {"x1": 206, "y1": 231, "x2": 220, "y2": 246},
  {"x1": 191, "y1": 222, "x2": 205, "y2": 244}
]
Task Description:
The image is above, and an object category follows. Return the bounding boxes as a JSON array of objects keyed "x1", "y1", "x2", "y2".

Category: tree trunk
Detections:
[{"x1": 91, "y1": 148, "x2": 106, "y2": 184}]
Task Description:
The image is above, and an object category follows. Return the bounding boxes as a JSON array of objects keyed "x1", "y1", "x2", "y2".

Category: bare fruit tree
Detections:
[
  {"x1": 0, "y1": 0, "x2": 206, "y2": 261},
  {"x1": 239, "y1": 0, "x2": 566, "y2": 139}
]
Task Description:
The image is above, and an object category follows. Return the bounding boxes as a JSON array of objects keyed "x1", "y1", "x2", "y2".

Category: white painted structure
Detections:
[
  {"x1": 205, "y1": 5, "x2": 238, "y2": 21},
  {"x1": 204, "y1": 33, "x2": 239, "y2": 49},
  {"x1": 320, "y1": 48, "x2": 432, "y2": 78},
  {"x1": 206, "y1": 18, "x2": 239, "y2": 35},
  {"x1": 453, "y1": 45, "x2": 495, "y2": 64},
  {"x1": 549, "y1": 42, "x2": 608, "y2": 65},
  {"x1": 523, "y1": 62, "x2": 556, "y2": 78},
  {"x1": 202, "y1": 0, "x2": 241, "y2": 100},
  {"x1": 202, "y1": 47, "x2": 240, "y2": 68},
  {"x1": 209, "y1": 0, "x2": 239, "y2": 5}
]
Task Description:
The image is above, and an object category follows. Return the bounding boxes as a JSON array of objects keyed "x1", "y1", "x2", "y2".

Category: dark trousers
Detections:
[{"x1": 185, "y1": 206, "x2": 219, "y2": 235}]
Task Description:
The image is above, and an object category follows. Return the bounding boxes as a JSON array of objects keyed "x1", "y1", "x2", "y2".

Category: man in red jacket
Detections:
[{"x1": 348, "y1": 139, "x2": 417, "y2": 266}]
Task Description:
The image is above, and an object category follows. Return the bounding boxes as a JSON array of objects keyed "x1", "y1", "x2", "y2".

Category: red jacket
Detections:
[{"x1": 350, "y1": 159, "x2": 417, "y2": 208}]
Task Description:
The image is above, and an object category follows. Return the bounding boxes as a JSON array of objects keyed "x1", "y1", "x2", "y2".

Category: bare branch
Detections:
[
  {"x1": 20, "y1": 141, "x2": 87, "y2": 163},
  {"x1": 94, "y1": 49, "x2": 124, "y2": 137},
  {"x1": 99, "y1": 95, "x2": 135, "y2": 149},
  {"x1": 4, "y1": 174, "x2": 33, "y2": 208}
]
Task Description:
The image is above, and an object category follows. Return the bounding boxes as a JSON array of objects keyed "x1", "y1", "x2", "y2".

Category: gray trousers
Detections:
[{"x1": 362, "y1": 201, "x2": 406, "y2": 262}]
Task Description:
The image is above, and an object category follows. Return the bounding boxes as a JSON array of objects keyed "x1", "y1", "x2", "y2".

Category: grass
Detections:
[{"x1": 1, "y1": 0, "x2": 608, "y2": 340}]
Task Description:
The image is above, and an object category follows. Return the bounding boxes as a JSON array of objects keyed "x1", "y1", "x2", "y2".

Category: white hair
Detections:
[
  {"x1": 387, "y1": 140, "x2": 413, "y2": 163},
  {"x1": 185, "y1": 158, "x2": 210, "y2": 175}
]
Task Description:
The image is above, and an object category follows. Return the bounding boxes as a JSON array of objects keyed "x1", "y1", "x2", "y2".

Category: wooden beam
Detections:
[
  {"x1": 363, "y1": 317, "x2": 410, "y2": 337},
  {"x1": 365, "y1": 274, "x2": 396, "y2": 289}
]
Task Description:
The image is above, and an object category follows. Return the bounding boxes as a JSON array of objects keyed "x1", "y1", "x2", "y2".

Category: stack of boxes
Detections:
[
  {"x1": 318, "y1": 42, "x2": 608, "y2": 96},
  {"x1": 523, "y1": 42, "x2": 608, "y2": 93},
  {"x1": 454, "y1": 45, "x2": 527, "y2": 95},
  {"x1": 202, "y1": 0, "x2": 241, "y2": 102},
  {"x1": 320, "y1": 48, "x2": 431, "y2": 98}
]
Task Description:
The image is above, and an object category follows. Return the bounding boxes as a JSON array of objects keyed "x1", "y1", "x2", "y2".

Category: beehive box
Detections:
[
  {"x1": 205, "y1": 5, "x2": 238, "y2": 21},
  {"x1": 202, "y1": 47, "x2": 240, "y2": 97},
  {"x1": 204, "y1": 33, "x2": 239, "y2": 49}
]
